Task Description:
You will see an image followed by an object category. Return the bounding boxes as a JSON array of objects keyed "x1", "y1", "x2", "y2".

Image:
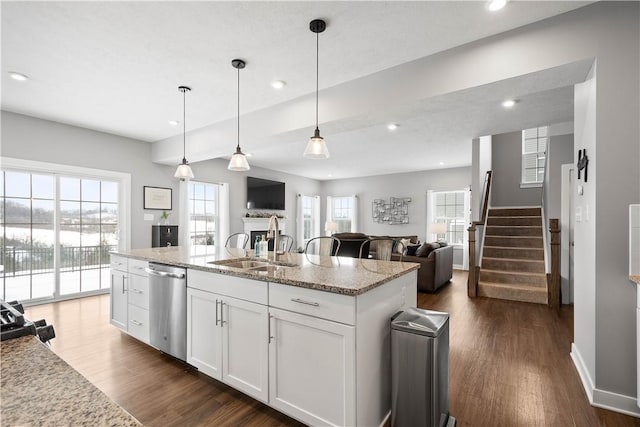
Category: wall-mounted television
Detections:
[{"x1": 246, "y1": 177, "x2": 285, "y2": 210}]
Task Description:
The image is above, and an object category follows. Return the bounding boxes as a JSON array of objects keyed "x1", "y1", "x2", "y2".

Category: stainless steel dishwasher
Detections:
[{"x1": 145, "y1": 262, "x2": 187, "y2": 361}]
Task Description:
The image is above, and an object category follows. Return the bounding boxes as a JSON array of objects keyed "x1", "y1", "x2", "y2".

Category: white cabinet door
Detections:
[
  {"x1": 221, "y1": 296, "x2": 269, "y2": 403},
  {"x1": 110, "y1": 270, "x2": 127, "y2": 331},
  {"x1": 187, "y1": 288, "x2": 222, "y2": 380},
  {"x1": 269, "y1": 308, "x2": 356, "y2": 427}
]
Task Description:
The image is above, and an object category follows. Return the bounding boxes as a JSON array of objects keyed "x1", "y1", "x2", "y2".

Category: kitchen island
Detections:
[{"x1": 111, "y1": 246, "x2": 419, "y2": 427}]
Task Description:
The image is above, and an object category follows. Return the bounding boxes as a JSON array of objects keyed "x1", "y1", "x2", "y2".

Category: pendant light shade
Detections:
[
  {"x1": 228, "y1": 59, "x2": 250, "y2": 171},
  {"x1": 174, "y1": 86, "x2": 194, "y2": 180},
  {"x1": 304, "y1": 19, "x2": 330, "y2": 159}
]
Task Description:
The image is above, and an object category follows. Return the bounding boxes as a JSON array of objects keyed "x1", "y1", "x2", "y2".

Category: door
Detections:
[
  {"x1": 186, "y1": 288, "x2": 222, "y2": 379},
  {"x1": 221, "y1": 296, "x2": 269, "y2": 403},
  {"x1": 269, "y1": 308, "x2": 356, "y2": 427},
  {"x1": 561, "y1": 164, "x2": 575, "y2": 304},
  {"x1": 110, "y1": 269, "x2": 127, "y2": 330}
]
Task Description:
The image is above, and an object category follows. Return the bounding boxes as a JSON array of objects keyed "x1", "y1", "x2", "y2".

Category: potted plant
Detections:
[{"x1": 160, "y1": 210, "x2": 170, "y2": 225}]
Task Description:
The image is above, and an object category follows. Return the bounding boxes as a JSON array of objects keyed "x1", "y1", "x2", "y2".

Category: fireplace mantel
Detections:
[{"x1": 242, "y1": 217, "x2": 287, "y2": 234}]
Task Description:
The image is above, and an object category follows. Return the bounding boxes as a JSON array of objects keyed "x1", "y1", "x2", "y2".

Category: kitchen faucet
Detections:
[{"x1": 267, "y1": 215, "x2": 280, "y2": 262}]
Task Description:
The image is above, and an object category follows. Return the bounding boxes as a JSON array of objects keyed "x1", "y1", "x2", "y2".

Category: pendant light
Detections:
[
  {"x1": 228, "y1": 59, "x2": 250, "y2": 171},
  {"x1": 303, "y1": 19, "x2": 330, "y2": 159},
  {"x1": 174, "y1": 85, "x2": 195, "y2": 180}
]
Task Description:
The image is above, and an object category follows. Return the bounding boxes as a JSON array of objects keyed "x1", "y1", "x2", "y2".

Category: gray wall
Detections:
[
  {"x1": 491, "y1": 131, "x2": 542, "y2": 207},
  {"x1": 545, "y1": 133, "x2": 574, "y2": 220},
  {"x1": 1, "y1": 111, "x2": 177, "y2": 249},
  {"x1": 471, "y1": 135, "x2": 492, "y2": 221},
  {"x1": 320, "y1": 166, "x2": 471, "y2": 267}
]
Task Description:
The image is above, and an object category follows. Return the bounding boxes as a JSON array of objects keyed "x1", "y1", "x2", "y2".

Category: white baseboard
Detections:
[{"x1": 571, "y1": 343, "x2": 640, "y2": 418}]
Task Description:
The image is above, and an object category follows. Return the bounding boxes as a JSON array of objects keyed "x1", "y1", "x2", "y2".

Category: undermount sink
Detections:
[{"x1": 208, "y1": 259, "x2": 297, "y2": 273}]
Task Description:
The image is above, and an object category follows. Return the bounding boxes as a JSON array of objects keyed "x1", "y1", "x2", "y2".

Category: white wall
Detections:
[
  {"x1": 545, "y1": 133, "x2": 574, "y2": 220},
  {"x1": 320, "y1": 167, "x2": 471, "y2": 266},
  {"x1": 471, "y1": 135, "x2": 492, "y2": 221},
  {"x1": 1, "y1": 111, "x2": 177, "y2": 249}
]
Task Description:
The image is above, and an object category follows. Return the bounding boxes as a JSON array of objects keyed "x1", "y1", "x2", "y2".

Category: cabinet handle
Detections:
[
  {"x1": 131, "y1": 288, "x2": 143, "y2": 294},
  {"x1": 122, "y1": 276, "x2": 127, "y2": 294},
  {"x1": 291, "y1": 298, "x2": 319, "y2": 307},
  {"x1": 215, "y1": 299, "x2": 220, "y2": 326},
  {"x1": 132, "y1": 265, "x2": 144, "y2": 270},
  {"x1": 268, "y1": 313, "x2": 274, "y2": 343},
  {"x1": 130, "y1": 319, "x2": 143, "y2": 326},
  {"x1": 220, "y1": 302, "x2": 227, "y2": 326}
]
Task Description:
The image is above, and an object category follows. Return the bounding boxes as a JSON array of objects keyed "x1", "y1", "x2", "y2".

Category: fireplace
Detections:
[{"x1": 242, "y1": 218, "x2": 287, "y2": 250}]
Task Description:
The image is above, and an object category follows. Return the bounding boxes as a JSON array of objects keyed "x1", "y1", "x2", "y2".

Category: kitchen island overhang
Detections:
[{"x1": 110, "y1": 246, "x2": 419, "y2": 427}]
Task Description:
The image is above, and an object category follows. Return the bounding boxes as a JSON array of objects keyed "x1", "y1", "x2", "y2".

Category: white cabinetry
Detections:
[
  {"x1": 110, "y1": 255, "x2": 128, "y2": 330},
  {"x1": 187, "y1": 269, "x2": 269, "y2": 402},
  {"x1": 127, "y1": 259, "x2": 149, "y2": 344},
  {"x1": 269, "y1": 307, "x2": 355, "y2": 426},
  {"x1": 110, "y1": 255, "x2": 150, "y2": 344}
]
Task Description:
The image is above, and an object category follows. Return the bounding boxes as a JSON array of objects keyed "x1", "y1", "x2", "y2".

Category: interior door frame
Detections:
[{"x1": 560, "y1": 163, "x2": 574, "y2": 304}]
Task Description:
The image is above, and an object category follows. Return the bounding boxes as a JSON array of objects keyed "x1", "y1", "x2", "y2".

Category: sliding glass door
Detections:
[{"x1": 1, "y1": 167, "x2": 124, "y2": 303}]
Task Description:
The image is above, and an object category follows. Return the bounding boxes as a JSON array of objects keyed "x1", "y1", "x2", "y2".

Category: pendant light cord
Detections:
[
  {"x1": 315, "y1": 31, "x2": 319, "y2": 130},
  {"x1": 182, "y1": 88, "x2": 187, "y2": 163},
  {"x1": 237, "y1": 65, "x2": 241, "y2": 151}
]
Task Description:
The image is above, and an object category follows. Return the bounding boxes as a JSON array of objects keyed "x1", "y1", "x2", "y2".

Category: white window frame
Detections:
[
  {"x1": 521, "y1": 126, "x2": 548, "y2": 188},
  {"x1": 1, "y1": 157, "x2": 131, "y2": 303},
  {"x1": 426, "y1": 188, "x2": 470, "y2": 270},
  {"x1": 297, "y1": 194, "x2": 320, "y2": 249},
  {"x1": 326, "y1": 195, "x2": 358, "y2": 235},
  {"x1": 187, "y1": 181, "x2": 219, "y2": 246}
]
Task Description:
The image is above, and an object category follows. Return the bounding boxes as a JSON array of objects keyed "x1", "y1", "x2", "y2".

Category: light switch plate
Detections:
[
  {"x1": 576, "y1": 206, "x2": 582, "y2": 222},
  {"x1": 144, "y1": 214, "x2": 154, "y2": 221}
]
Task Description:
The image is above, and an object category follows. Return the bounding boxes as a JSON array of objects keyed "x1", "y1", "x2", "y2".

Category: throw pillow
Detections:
[
  {"x1": 397, "y1": 238, "x2": 411, "y2": 254},
  {"x1": 415, "y1": 242, "x2": 430, "y2": 257},
  {"x1": 437, "y1": 240, "x2": 448, "y2": 247},
  {"x1": 406, "y1": 244, "x2": 419, "y2": 256}
]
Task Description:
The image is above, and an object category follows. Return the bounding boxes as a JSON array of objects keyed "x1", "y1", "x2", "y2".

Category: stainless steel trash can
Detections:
[{"x1": 391, "y1": 307, "x2": 455, "y2": 427}]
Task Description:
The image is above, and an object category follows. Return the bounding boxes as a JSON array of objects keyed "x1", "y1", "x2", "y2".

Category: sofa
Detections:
[{"x1": 332, "y1": 232, "x2": 453, "y2": 293}]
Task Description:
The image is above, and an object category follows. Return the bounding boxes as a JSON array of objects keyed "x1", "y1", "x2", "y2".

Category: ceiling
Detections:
[{"x1": 1, "y1": 1, "x2": 591, "y2": 180}]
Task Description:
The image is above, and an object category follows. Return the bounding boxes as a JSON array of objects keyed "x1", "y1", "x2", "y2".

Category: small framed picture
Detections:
[{"x1": 144, "y1": 186, "x2": 172, "y2": 210}]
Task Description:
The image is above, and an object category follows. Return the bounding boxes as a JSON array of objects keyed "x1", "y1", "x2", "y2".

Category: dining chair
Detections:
[
  {"x1": 225, "y1": 232, "x2": 250, "y2": 249},
  {"x1": 278, "y1": 234, "x2": 295, "y2": 253},
  {"x1": 360, "y1": 238, "x2": 405, "y2": 262},
  {"x1": 304, "y1": 236, "x2": 341, "y2": 256}
]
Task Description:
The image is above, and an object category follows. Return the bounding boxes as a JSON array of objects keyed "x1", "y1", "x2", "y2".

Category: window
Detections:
[
  {"x1": 188, "y1": 181, "x2": 218, "y2": 246},
  {"x1": 1, "y1": 160, "x2": 128, "y2": 304},
  {"x1": 432, "y1": 191, "x2": 467, "y2": 245},
  {"x1": 521, "y1": 126, "x2": 547, "y2": 186},
  {"x1": 326, "y1": 196, "x2": 358, "y2": 234},
  {"x1": 297, "y1": 195, "x2": 320, "y2": 248}
]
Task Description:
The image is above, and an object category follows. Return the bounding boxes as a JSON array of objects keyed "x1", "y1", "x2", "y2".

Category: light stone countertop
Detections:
[
  {"x1": 113, "y1": 246, "x2": 419, "y2": 296},
  {"x1": 630, "y1": 275, "x2": 640, "y2": 284},
  {"x1": 1, "y1": 335, "x2": 142, "y2": 426}
]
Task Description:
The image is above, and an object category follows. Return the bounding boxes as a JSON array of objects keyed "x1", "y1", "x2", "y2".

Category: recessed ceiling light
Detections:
[
  {"x1": 271, "y1": 80, "x2": 286, "y2": 89},
  {"x1": 387, "y1": 123, "x2": 399, "y2": 131},
  {"x1": 168, "y1": 120, "x2": 179, "y2": 126},
  {"x1": 327, "y1": 174, "x2": 333, "y2": 177},
  {"x1": 439, "y1": 162, "x2": 444, "y2": 166},
  {"x1": 9, "y1": 72, "x2": 28, "y2": 81},
  {"x1": 487, "y1": 0, "x2": 508, "y2": 12},
  {"x1": 501, "y1": 99, "x2": 516, "y2": 108}
]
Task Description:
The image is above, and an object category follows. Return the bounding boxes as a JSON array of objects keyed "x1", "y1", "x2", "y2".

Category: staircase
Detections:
[{"x1": 478, "y1": 207, "x2": 548, "y2": 304}]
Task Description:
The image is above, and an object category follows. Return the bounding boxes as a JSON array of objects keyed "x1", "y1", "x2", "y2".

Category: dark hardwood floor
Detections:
[{"x1": 25, "y1": 271, "x2": 639, "y2": 426}]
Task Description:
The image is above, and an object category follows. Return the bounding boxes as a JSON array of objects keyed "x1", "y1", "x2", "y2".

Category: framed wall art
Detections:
[{"x1": 143, "y1": 186, "x2": 172, "y2": 210}]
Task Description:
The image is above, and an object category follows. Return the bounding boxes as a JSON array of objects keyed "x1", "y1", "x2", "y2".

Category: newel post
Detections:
[
  {"x1": 549, "y1": 219, "x2": 561, "y2": 310},
  {"x1": 468, "y1": 223, "x2": 477, "y2": 298}
]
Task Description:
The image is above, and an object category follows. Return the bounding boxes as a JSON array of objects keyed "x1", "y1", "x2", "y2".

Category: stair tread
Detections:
[
  {"x1": 482, "y1": 257, "x2": 544, "y2": 264},
  {"x1": 480, "y1": 268, "x2": 546, "y2": 277},
  {"x1": 484, "y1": 246, "x2": 543, "y2": 250},
  {"x1": 478, "y1": 281, "x2": 547, "y2": 292},
  {"x1": 486, "y1": 225, "x2": 542, "y2": 228},
  {"x1": 486, "y1": 235, "x2": 542, "y2": 239}
]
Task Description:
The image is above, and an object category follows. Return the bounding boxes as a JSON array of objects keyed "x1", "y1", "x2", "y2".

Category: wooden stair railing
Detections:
[
  {"x1": 548, "y1": 218, "x2": 561, "y2": 311},
  {"x1": 468, "y1": 170, "x2": 492, "y2": 298}
]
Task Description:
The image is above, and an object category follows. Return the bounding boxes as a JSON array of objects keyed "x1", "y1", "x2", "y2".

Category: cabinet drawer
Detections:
[
  {"x1": 188, "y1": 269, "x2": 268, "y2": 305},
  {"x1": 269, "y1": 283, "x2": 356, "y2": 325},
  {"x1": 128, "y1": 305, "x2": 149, "y2": 344},
  {"x1": 128, "y1": 274, "x2": 149, "y2": 310},
  {"x1": 110, "y1": 255, "x2": 127, "y2": 272},
  {"x1": 128, "y1": 258, "x2": 148, "y2": 277}
]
